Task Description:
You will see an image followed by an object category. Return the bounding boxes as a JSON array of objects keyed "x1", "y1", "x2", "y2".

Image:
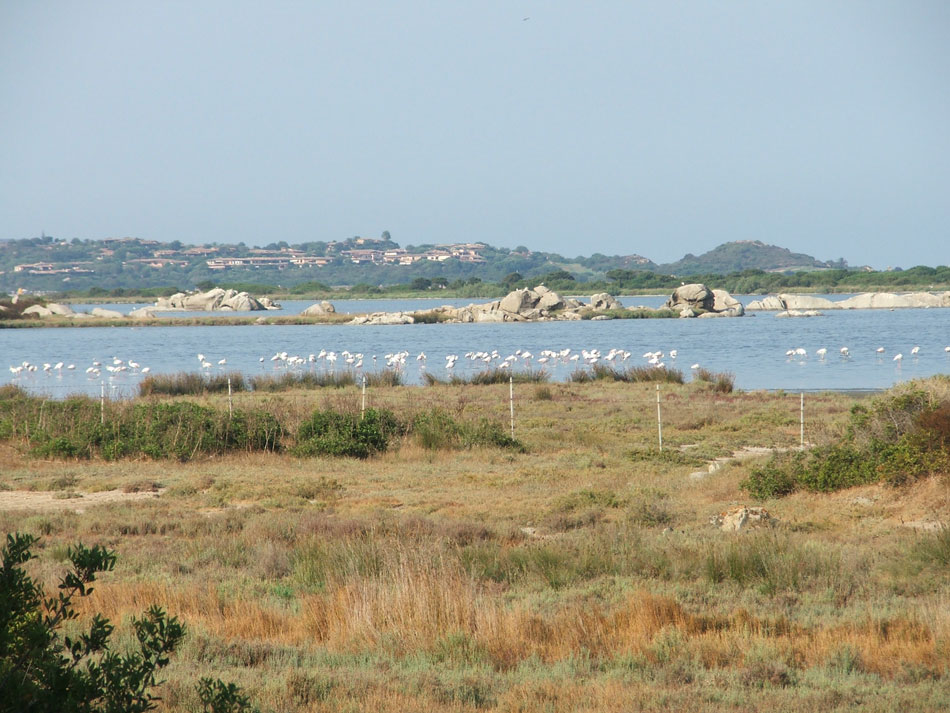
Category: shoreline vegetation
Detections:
[
  {"x1": 2, "y1": 376, "x2": 950, "y2": 711},
  {"x1": 32, "y1": 271, "x2": 950, "y2": 305},
  {"x1": 4, "y1": 258, "x2": 950, "y2": 306}
]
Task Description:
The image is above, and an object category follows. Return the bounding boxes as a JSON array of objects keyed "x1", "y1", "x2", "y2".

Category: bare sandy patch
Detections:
[{"x1": 0, "y1": 488, "x2": 163, "y2": 513}]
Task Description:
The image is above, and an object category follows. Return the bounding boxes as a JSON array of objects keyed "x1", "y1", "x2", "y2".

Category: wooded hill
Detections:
[{"x1": 0, "y1": 233, "x2": 876, "y2": 294}]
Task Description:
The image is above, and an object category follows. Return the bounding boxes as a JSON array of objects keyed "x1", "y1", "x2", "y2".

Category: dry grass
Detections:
[{"x1": 4, "y1": 379, "x2": 950, "y2": 711}]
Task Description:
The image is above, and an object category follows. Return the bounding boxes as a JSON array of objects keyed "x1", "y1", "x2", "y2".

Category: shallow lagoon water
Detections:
[{"x1": 4, "y1": 297, "x2": 950, "y2": 398}]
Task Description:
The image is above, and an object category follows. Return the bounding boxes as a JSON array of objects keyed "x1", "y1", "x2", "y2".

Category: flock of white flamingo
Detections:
[
  {"x1": 8, "y1": 342, "x2": 950, "y2": 387},
  {"x1": 259, "y1": 346, "x2": 685, "y2": 373},
  {"x1": 785, "y1": 344, "x2": 950, "y2": 365},
  {"x1": 6, "y1": 346, "x2": 680, "y2": 383},
  {"x1": 7, "y1": 357, "x2": 151, "y2": 378}
]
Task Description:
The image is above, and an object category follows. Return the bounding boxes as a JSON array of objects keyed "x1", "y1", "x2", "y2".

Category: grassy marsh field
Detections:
[{"x1": 2, "y1": 376, "x2": 950, "y2": 712}]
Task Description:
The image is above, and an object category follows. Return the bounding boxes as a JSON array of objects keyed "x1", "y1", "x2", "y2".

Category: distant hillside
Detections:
[
  {"x1": 659, "y1": 241, "x2": 836, "y2": 275},
  {"x1": 0, "y1": 234, "x2": 842, "y2": 293}
]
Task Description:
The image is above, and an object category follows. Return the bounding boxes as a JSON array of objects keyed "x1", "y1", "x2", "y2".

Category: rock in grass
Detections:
[{"x1": 712, "y1": 506, "x2": 775, "y2": 532}]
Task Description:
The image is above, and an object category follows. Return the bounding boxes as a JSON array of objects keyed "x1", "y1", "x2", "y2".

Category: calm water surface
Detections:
[{"x1": 4, "y1": 297, "x2": 950, "y2": 398}]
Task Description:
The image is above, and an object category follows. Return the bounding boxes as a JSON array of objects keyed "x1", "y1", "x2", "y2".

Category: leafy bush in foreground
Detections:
[{"x1": 0, "y1": 532, "x2": 255, "y2": 713}]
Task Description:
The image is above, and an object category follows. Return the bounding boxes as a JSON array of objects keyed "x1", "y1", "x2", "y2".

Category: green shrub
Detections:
[
  {"x1": 407, "y1": 311, "x2": 448, "y2": 324},
  {"x1": 411, "y1": 409, "x2": 464, "y2": 449},
  {"x1": 742, "y1": 379, "x2": 950, "y2": 498},
  {"x1": 741, "y1": 454, "x2": 801, "y2": 499},
  {"x1": 410, "y1": 409, "x2": 524, "y2": 452},
  {"x1": 294, "y1": 408, "x2": 402, "y2": 458},
  {"x1": 0, "y1": 392, "x2": 282, "y2": 461},
  {"x1": 0, "y1": 532, "x2": 256, "y2": 713}
]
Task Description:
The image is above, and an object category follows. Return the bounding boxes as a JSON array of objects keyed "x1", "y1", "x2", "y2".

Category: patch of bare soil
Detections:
[{"x1": 0, "y1": 489, "x2": 163, "y2": 513}]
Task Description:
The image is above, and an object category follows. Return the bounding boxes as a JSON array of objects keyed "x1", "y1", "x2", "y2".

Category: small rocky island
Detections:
[
  {"x1": 11, "y1": 285, "x2": 950, "y2": 326},
  {"x1": 346, "y1": 283, "x2": 744, "y2": 325},
  {"x1": 747, "y1": 291, "x2": 950, "y2": 311},
  {"x1": 152, "y1": 288, "x2": 280, "y2": 312}
]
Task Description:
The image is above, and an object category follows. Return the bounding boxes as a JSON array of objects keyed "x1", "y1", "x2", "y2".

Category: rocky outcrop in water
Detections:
[
  {"x1": 301, "y1": 301, "x2": 336, "y2": 316},
  {"x1": 747, "y1": 291, "x2": 950, "y2": 311},
  {"x1": 837, "y1": 292, "x2": 950, "y2": 309},
  {"x1": 663, "y1": 284, "x2": 744, "y2": 318},
  {"x1": 153, "y1": 288, "x2": 280, "y2": 311},
  {"x1": 775, "y1": 309, "x2": 824, "y2": 318},
  {"x1": 345, "y1": 285, "x2": 742, "y2": 324},
  {"x1": 90, "y1": 307, "x2": 124, "y2": 319},
  {"x1": 23, "y1": 303, "x2": 75, "y2": 318},
  {"x1": 350, "y1": 312, "x2": 415, "y2": 325}
]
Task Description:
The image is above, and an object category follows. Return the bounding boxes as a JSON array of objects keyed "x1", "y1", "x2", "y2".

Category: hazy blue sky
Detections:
[{"x1": 2, "y1": 1, "x2": 947, "y2": 268}]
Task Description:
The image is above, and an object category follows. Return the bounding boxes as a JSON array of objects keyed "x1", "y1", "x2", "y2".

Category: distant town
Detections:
[{"x1": 11, "y1": 236, "x2": 487, "y2": 277}]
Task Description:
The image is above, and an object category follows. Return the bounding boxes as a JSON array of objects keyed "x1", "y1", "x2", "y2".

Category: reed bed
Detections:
[
  {"x1": 138, "y1": 370, "x2": 247, "y2": 397},
  {"x1": 691, "y1": 367, "x2": 736, "y2": 393},
  {"x1": 423, "y1": 368, "x2": 549, "y2": 386},
  {"x1": 570, "y1": 363, "x2": 685, "y2": 384},
  {"x1": 250, "y1": 371, "x2": 357, "y2": 391}
]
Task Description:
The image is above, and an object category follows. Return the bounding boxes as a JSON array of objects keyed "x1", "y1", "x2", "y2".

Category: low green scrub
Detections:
[
  {"x1": 0, "y1": 388, "x2": 520, "y2": 461},
  {"x1": 410, "y1": 409, "x2": 523, "y2": 451},
  {"x1": 0, "y1": 388, "x2": 282, "y2": 461},
  {"x1": 912, "y1": 524, "x2": 950, "y2": 568},
  {"x1": 408, "y1": 310, "x2": 449, "y2": 324},
  {"x1": 741, "y1": 454, "x2": 801, "y2": 499},
  {"x1": 704, "y1": 532, "x2": 845, "y2": 595},
  {"x1": 294, "y1": 407, "x2": 523, "y2": 458},
  {"x1": 293, "y1": 408, "x2": 403, "y2": 459},
  {"x1": 626, "y1": 447, "x2": 705, "y2": 467},
  {"x1": 742, "y1": 380, "x2": 950, "y2": 498}
]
